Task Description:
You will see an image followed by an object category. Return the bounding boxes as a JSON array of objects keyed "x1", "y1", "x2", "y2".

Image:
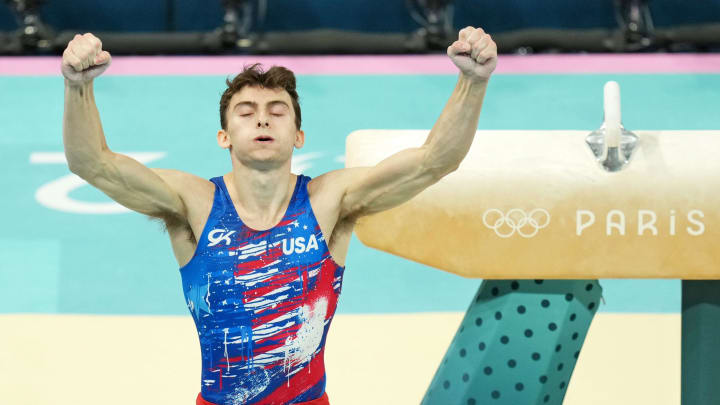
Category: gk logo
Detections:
[{"x1": 208, "y1": 229, "x2": 236, "y2": 246}]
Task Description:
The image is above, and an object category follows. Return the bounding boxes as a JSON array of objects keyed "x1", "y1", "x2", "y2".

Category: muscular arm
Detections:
[
  {"x1": 62, "y1": 33, "x2": 187, "y2": 223},
  {"x1": 64, "y1": 81, "x2": 186, "y2": 221},
  {"x1": 339, "y1": 27, "x2": 497, "y2": 220}
]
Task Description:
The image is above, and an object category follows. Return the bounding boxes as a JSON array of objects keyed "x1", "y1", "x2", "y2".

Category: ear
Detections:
[
  {"x1": 217, "y1": 129, "x2": 231, "y2": 149},
  {"x1": 294, "y1": 129, "x2": 305, "y2": 149}
]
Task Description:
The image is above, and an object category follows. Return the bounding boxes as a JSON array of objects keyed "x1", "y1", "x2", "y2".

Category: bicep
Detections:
[
  {"x1": 82, "y1": 151, "x2": 187, "y2": 220},
  {"x1": 341, "y1": 146, "x2": 445, "y2": 219}
]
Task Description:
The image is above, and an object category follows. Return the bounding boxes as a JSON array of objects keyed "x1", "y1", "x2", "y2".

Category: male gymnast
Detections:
[{"x1": 61, "y1": 26, "x2": 497, "y2": 405}]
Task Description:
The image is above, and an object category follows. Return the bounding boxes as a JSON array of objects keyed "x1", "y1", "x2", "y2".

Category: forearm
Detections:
[
  {"x1": 422, "y1": 75, "x2": 488, "y2": 174},
  {"x1": 63, "y1": 80, "x2": 111, "y2": 176}
]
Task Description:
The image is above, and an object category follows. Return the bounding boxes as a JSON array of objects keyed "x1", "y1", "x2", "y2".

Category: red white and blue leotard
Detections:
[{"x1": 180, "y1": 175, "x2": 345, "y2": 405}]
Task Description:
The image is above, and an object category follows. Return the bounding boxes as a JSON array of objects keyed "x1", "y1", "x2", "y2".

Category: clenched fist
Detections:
[
  {"x1": 447, "y1": 26, "x2": 497, "y2": 81},
  {"x1": 61, "y1": 33, "x2": 111, "y2": 84}
]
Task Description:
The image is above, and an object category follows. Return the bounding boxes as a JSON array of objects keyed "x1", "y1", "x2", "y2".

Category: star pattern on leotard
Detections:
[{"x1": 187, "y1": 276, "x2": 213, "y2": 319}]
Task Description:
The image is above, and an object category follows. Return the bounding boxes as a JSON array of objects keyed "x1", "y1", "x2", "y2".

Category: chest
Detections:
[
  {"x1": 205, "y1": 212, "x2": 327, "y2": 265},
  {"x1": 182, "y1": 214, "x2": 344, "y2": 323},
  {"x1": 180, "y1": 177, "x2": 350, "y2": 268}
]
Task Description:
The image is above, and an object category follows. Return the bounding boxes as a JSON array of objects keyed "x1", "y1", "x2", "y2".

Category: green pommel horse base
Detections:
[
  {"x1": 682, "y1": 281, "x2": 720, "y2": 405},
  {"x1": 422, "y1": 279, "x2": 602, "y2": 404},
  {"x1": 346, "y1": 125, "x2": 720, "y2": 403}
]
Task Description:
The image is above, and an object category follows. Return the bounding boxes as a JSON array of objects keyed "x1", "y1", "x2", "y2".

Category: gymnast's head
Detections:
[{"x1": 217, "y1": 63, "x2": 304, "y2": 170}]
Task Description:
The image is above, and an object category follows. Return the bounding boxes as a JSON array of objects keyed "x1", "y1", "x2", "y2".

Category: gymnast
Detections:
[{"x1": 61, "y1": 26, "x2": 497, "y2": 405}]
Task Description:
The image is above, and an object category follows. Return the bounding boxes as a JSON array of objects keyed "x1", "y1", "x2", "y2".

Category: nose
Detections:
[{"x1": 257, "y1": 121, "x2": 269, "y2": 128}]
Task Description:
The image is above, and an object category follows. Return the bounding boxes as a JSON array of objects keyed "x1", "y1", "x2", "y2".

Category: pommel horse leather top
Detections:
[{"x1": 345, "y1": 129, "x2": 720, "y2": 279}]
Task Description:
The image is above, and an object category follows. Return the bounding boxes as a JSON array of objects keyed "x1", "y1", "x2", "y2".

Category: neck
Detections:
[{"x1": 226, "y1": 161, "x2": 296, "y2": 226}]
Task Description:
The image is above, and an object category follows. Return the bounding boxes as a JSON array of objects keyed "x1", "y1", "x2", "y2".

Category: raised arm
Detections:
[
  {"x1": 62, "y1": 33, "x2": 189, "y2": 223},
  {"x1": 339, "y1": 26, "x2": 497, "y2": 219}
]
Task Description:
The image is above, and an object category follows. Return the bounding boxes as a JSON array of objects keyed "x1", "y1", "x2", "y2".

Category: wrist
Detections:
[
  {"x1": 459, "y1": 73, "x2": 490, "y2": 86},
  {"x1": 65, "y1": 78, "x2": 93, "y2": 90},
  {"x1": 457, "y1": 74, "x2": 489, "y2": 100}
]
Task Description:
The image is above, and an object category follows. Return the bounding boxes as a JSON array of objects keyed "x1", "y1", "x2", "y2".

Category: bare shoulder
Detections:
[
  {"x1": 152, "y1": 168, "x2": 213, "y2": 191},
  {"x1": 151, "y1": 169, "x2": 215, "y2": 228},
  {"x1": 307, "y1": 169, "x2": 372, "y2": 266},
  {"x1": 307, "y1": 167, "x2": 371, "y2": 226},
  {"x1": 152, "y1": 169, "x2": 214, "y2": 201},
  {"x1": 308, "y1": 167, "x2": 372, "y2": 222},
  {"x1": 148, "y1": 169, "x2": 216, "y2": 266},
  {"x1": 307, "y1": 167, "x2": 370, "y2": 198}
]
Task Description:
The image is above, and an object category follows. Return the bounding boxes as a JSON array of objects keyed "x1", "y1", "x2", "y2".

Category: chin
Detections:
[{"x1": 236, "y1": 152, "x2": 290, "y2": 170}]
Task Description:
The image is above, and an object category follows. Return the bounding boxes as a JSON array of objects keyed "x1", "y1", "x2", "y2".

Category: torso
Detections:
[{"x1": 176, "y1": 173, "x2": 347, "y2": 404}]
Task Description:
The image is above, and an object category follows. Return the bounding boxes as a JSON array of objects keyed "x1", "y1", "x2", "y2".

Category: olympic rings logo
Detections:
[{"x1": 482, "y1": 208, "x2": 551, "y2": 238}]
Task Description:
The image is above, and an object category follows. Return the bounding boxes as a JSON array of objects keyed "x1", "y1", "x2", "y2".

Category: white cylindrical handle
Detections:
[{"x1": 604, "y1": 81, "x2": 622, "y2": 148}]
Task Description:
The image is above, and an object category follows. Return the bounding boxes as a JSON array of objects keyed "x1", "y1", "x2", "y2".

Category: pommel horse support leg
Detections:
[
  {"x1": 682, "y1": 281, "x2": 720, "y2": 404},
  {"x1": 347, "y1": 81, "x2": 720, "y2": 403},
  {"x1": 422, "y1": 280, "x2": 602, "y2": 405}
]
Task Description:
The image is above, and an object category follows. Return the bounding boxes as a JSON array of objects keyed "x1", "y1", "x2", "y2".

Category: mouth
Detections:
[{"x1": 253, "y1": 135, "x2": 275, "y2": 143}]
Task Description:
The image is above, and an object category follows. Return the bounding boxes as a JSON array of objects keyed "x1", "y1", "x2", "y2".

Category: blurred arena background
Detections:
[
  {"x1": 1, "y1": 1, "x2": 719, "y2": 404},
  {"x1": 2, "y1": 0, "x2": 720, "y2": 54}
]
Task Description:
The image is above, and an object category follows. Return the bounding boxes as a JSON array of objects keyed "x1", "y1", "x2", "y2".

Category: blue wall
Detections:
[{"x1": 1, "y1": 1, "x2": 719, "y2": 34}]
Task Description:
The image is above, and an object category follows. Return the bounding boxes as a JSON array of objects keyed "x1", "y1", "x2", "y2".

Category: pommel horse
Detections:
[{"x1": 345, "y1": 82, "x2": 720, "y2": 405}]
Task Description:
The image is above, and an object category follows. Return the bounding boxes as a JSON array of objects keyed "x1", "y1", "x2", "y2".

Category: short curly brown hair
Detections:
[{"x1": 219, "y1": 63, "x2": 301, "y2": 130}]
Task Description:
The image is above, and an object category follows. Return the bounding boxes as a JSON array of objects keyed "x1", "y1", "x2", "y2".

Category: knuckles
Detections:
[
  {"x1": 67, "y1": 33, "x2": 102, "y2": 56},
  {"x1": 70, "y1": 42, "x2": 98, "y2": 60},
  {"x1": 459, "y1": 26, "x2": 488, "y2": 40}
]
